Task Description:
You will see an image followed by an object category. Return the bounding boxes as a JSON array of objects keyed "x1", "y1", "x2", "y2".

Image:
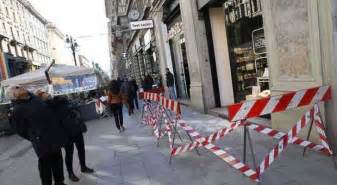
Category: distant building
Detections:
[
  {"x1": 105, "y1": 0, "x2": 129, "y2": 79},
  {"x1": 0, "y1": 0, "x2": 50, "y2": 80},
  {"x1": 47, "y1": 22, "x2": 73, "y2": 66}
]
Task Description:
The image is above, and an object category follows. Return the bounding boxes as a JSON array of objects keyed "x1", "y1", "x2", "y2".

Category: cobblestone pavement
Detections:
[{"x1": 0, "y1": 106, "x2": 337, "y2": 185}]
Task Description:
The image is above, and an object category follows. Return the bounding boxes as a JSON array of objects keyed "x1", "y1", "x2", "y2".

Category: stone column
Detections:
[
  {"x1": 209, "y1": 7, "x2": 235, "y2": 106},
  {"x1": 179, "y1": 0, "x2": 215, "y2": 112},
  {"x1": 262, "y1": 0, "x2": 323, "y2": 141},
  {"x1": 152, "y1": 11, "x2": 175, "y2": 96},
  {"x1": 318, "y1": 0, "x2": 337, "y2": 152}
]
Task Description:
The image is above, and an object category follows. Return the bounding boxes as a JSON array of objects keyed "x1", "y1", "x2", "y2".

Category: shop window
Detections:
[{"x1": 224, "y1": 0, "x2": 269, "y2": 102}]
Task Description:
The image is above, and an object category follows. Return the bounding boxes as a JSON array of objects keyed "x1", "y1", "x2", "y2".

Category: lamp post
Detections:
[{"x1": 65, "y1": 35, "x2": 79, "y2": 66}]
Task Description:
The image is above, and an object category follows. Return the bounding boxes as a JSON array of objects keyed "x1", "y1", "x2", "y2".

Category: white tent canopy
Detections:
[{"x1": 1, "y1": 64, "x2": 95, "y2": 87}]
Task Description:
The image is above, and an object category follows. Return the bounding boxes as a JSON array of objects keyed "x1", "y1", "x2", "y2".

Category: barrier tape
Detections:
[
  {"x1": 142, "y1": 87, "x2": 333, "y2": 183},
  {"x1": 204, "y1": 143, "x2": 259, "y2": 182},
  {"x1": 244, "y1": 122, "x2": 331, "y2": 156},
  {"x1": 313, "y1": 105, "x2": 333, "y2": 155},
  {"x1": 257, "y1": 104, "x2": 333, "y2": 176},
  {"x1": 170, "y1": 120, "x2": 259, "y2": 182},
  {"x1": 171, "y1": 121, "x2": 242, "y2": 156}
]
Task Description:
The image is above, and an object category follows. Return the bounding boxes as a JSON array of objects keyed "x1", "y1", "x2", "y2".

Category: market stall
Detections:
[
  {"x1": 0, "y1": 64, "x2": 100, "y2": 134},
  {"x1": 0, "y1": 64, "x2": 98, "y2": 97}
]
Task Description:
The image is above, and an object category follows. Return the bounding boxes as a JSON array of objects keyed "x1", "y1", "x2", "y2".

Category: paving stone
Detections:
[{"x1": 0, "y1": 107, "x2": 337, "y2": 185}]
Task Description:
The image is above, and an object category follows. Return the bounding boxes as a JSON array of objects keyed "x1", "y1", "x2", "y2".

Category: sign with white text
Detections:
[{"x1": 130, "y1": 20, "x2": 154, "y2": 30}]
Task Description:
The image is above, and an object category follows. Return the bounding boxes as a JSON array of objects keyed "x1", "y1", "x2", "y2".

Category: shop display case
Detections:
[{"x1": 232, "y1": 42, "x2": 269, "y2": 101}]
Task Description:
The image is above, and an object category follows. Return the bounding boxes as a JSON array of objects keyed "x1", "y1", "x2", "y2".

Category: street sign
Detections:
[{"x1": 130, "y1": 20, "x2": 154, "y2": 30}]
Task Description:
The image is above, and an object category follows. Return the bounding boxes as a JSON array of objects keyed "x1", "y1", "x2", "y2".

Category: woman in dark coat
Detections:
[
  {"x1": 9, "y1": 86, "x2": 68, "y2": 185},
  {"x1": 37, "y1": 92, "x2": 94, "y2": 182}
]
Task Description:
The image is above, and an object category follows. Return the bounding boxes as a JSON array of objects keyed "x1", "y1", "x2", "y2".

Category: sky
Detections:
[{"x1": 28, "y1": 0, "x2": 111, "y2": 75}]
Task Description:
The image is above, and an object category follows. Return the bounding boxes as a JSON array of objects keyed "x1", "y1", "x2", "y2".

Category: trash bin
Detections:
[{"x1": 78, "y1": 102, "x2": 99, "y2": 121}]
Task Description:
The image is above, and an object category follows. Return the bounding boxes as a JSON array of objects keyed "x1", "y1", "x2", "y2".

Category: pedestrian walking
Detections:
[
  {"x1": 116, "y1": 77, "x2": 122, "y2": 89},
  {"x1": 8, "y1": 86, "x2": 68, "y2": 185},
  {"x1": 130, "y1": 79, "x2": 139, "y2": 110},
  {"x1": 143, "y1": 74, "x2": 154, "y2": 91},
  {"x1": 166, "y1": 68, "x2": 176, "y2": 99},
  {"x1": 108, "y1": 80, "x2": 125, "y2": 133},
  {"x1": 120, "y1": 78, "x2": 133, "y2": 115}
]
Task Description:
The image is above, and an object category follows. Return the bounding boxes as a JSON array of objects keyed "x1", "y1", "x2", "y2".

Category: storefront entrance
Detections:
[
  {"x1": 169, "y1": 33, "x2": 191, "y2": 100},
  {"x1": 224, "y1": 0, "x2": 269, "y2": 102}
]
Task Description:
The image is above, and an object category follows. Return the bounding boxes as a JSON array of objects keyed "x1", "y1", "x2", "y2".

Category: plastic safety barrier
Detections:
[{"x1": 169, "y1": 86, "x2": 334, "y2": 183}]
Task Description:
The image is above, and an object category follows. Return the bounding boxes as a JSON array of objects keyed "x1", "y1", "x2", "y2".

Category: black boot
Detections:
[
  {"x1": 68, "y1": 172, "x2": 80, "y2": 182},
  {"x1": 81, "y1": 166, "x2": 94, "y2": 173}
]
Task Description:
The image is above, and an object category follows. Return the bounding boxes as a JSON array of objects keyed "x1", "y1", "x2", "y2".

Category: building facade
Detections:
[
  {"x1": 105, "y1": 0, "x2": 129, "y2": 79},
  {"x1": 106, "y1": 0, "x2": 337, "y2": 150},
  {"x1": 0, "y1": 0, "x2": 50, "y2": 80},
  {"x1": 47, "y1": 22, "x2": 73, "y2": 66}
]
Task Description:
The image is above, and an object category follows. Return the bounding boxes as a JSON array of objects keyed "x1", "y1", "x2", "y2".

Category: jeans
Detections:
[
  {"x1": 38, "y1": 150, "x2": 64, "y2": 185},
  {"x1": 111, "y1": 103, "x2": 123, "y2": 130},
  {"x1": 64, "y1": 133, "x2": 87, "y2": 175},
  {"x1": 168, "y1": 86, "x2": 176, "y2": 99}
]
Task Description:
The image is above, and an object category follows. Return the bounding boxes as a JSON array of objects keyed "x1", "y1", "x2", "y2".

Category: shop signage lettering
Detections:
[{"x1": 130, "y1": 20, "x2": 154, "y2": 30}]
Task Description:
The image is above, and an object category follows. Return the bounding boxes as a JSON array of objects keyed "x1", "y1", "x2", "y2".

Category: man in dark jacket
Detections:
[
  {"x1": 8, "y1": 86, "x2": 67, "y2": 185},
  {"x1": 130, "y1": 79, "x2": 139, "y2": 110},
  {"x1": 143, "y1": 74, "x2": 154, "y2": 91},
  {"x1": 166, "y1": 68, "x2": 176, "y2": 99},
  {"x1": 38, "y1": 93, "x2": 94, "y2": 182}
]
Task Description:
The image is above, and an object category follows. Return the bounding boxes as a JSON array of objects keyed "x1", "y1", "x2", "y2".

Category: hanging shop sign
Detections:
[
  {"x1": 168, "y1": 22, "x2": 183, "y2": 40},
  {"x1": 252, "y1": 28, "x2": 266, "y2": 55},
  {"x1": 130, "y1": 20, "x2": 154, "y2": 30}
]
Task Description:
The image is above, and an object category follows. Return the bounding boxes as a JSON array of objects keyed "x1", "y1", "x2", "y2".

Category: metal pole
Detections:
[
  {"x1": 169, "y1": 122, "x2": 177, "y2": 165},
  {"x1": 71, "y1": 37, "x2": 78, "y2": 66},
  {"x1": 72, "y1": 48, "x2": 77, "y2": 66},
  {"x1": 316, "y1": 104, "x2": 337, "y2": 170},
  {"x1": 157, "y1": 108, "x2": 164, "y2": 147},
  {"x1": 247, "y1": 128, "x2": 258, "y2": 170},
  {"x1": 303, "y1": 117, "x2": 314, "y2": 157},
  {"x1": 164, "y1": 109, "x2": 183, "y2": 142},
  {"x1": 243, "y1": 124, "x2": 247, "y2": 164},
  {"x1": 186, "y1": 131, "x2": 201, "y2": 156}
]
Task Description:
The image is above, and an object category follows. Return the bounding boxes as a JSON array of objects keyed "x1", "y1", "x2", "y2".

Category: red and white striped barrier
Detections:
[
  {"x1": 170, "y1": 86, "x2": 333, "y2": 183},
  {"x1": 143, "y1": 92, "x2": 160, "y2": 102},
  {"x1": 224, "y1": 86, "x2": 333, "y2": 182},
  {"x1": 244, "y1": 121, "x2": 331, "y2": 156},
  {"x1": 228, "y1": 86, "x2": 331, "y2": 122},
  {"x1": 258, "y1": 104, "x2": 333, "y2": 175},
  {"x1": 171, "y1": 121, "x2": 242, "y2": 156},
  {"x1": 143, "y1": 86, "x2": 333, "y2": 183},
  {"x1": 141, "y1": 93, "x2": 178, "y2": 148},
  {"x1": 170, "y1": 120, "x2": 259, "y2": 182},
  {"x1": 159, "y1": 96, "x2": 181, "y2": 115}
]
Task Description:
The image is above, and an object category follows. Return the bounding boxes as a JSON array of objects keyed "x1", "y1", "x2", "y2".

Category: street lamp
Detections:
[{"x1": 65, "y1": 35, "x2": 79, "y2": 66}]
